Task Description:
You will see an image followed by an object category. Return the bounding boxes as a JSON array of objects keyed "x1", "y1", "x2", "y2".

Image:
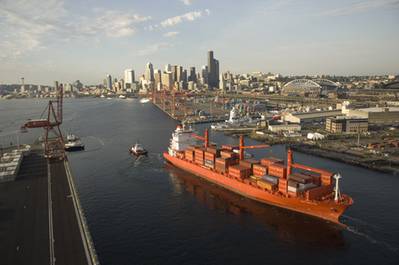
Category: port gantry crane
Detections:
[{"x1": 22, "y1": 83, "x2": 65, "y2": 160}]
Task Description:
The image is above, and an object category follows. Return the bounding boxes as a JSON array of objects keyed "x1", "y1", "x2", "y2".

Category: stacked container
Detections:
[
  {"x1": 185, "y1": 149, "x2": 194, "y2": 162},
  {"x1": 321, "y1": 174, "x2": 333, "y2": 185},
  {"x1": 220, "y1": 150, "x2": 237, "y2": 159},
  {"x1": 268, "y1": 163, "x2": 287, "y2": 179},
  {"x1": 305, "y1": 185, "x2": 333, "y2": 200},
  {"x1": 278, "y1": 178, "x2": 288, "y2": 194},
  {"x1": 260, "y1": 157, "x2": 283, "y2": 167},
  {"x1": 257, "y1": 179, "x2": 277, "y2": 191},
  {"x1": 204, "y1": 151, "x2": 216, "y2": 169},
  {"x1": 194, "y1": 148, "x2": 204, "y2": 165},
  {"x1": 253, "y1": 164, "x2": 267, "y2": 177},
  {"x1": 228, "y1": 165, "x2": 251, "y2": 180}
]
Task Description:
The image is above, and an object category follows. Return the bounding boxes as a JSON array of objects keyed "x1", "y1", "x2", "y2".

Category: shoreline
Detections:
[{"x1": 289, "y1": 144, "x2": 399, "y2": 175}]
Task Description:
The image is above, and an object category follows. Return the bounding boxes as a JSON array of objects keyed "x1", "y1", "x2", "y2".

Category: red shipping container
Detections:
[
  {"x1": 253, "y1": 164, "x2": 267, "y2": 176},
  {"x1": 305, "y1": 185, "x2": 333, "y2": 200},
  {"x1": 260, "y1": 157, "x2": 283, "y2": 167},
  {"x1": 268, "y1": 163, "x2": 287, "y2": 179}
]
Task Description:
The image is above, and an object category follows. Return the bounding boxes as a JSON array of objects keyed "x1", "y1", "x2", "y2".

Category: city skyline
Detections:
[{"x1": 1, "y1": 0, "x2": 399, "y2": 85}]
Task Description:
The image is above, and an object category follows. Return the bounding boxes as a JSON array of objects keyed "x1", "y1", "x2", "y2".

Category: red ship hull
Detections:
[{"x1": 164, "y1": 152, "x2": 352, "y2": 226}]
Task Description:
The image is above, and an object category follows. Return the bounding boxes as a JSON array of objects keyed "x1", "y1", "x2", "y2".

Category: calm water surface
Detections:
[{"x1": 1, "y1": 98, "x2": 398, "y2": 265}]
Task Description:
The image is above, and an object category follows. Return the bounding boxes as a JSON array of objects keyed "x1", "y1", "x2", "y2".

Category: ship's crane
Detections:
[
  {"x1": 238, "y1": 135, "x2": 269, "y2": 161},
  {"x1": 22, "y1": 83, "x2": 65, "y2": 159},
  {"x1": 192, "y1": 130, "x2": 269, "y2": 160}
]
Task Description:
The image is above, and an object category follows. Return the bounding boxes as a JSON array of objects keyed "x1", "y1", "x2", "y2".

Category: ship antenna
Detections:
[{"x1": 334, "y1": 173, "x2": 342, "y2": 202}]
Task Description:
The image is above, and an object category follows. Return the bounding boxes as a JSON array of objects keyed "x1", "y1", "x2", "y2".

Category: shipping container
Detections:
[
  {"x1": 261, "y1": 175, "x2": 278, "y2": 185},
  {"x1": 268, "y1": 163, "x2": 287, "y2": 179},
  {"x1": 288, "y1": 173, "x2": 313, "y2": 184},
  {"x1": 221, "y1": 145, "x2": 238, "y2": 151},
  {"x1": 229, "y1": 165, "x2": 251, "y2": 179},
  {"x1": 239, "y1": 159, "x2": 259, "y2": 169},
  {"x1": 260, "y1": 157, "x2": 284, "y2": 167},
  {"x1": 257, "y1": 179, "x2": 276, "y2": 191},
  {"x1": 253, "y1": 164, "x2": 267, "y2": 176},
  {"x1": 305, "y1": 185, "x2": 333, "y2": 200}
]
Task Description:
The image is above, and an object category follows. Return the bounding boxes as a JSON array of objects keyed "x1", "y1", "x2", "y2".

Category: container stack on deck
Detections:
[
  {"x1": 183, "y1": 142, "x2": 334, "y2": 201},
  {"x1": 0, "y1": 146, "x2": 30, "y2": 183}
]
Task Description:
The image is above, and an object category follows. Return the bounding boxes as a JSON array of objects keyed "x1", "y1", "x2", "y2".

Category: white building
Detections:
[{"x1": 124, "y1": 69, "x2": 135, "y2": 88}]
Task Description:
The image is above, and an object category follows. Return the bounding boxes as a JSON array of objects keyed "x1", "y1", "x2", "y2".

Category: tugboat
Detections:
[
  {"x1": 130, "y1": 142, "x2": 148, "y2": 156},
  {"x1": 64, "y1": 134, "x2": 85, "y2": 151},
  {"x1": 140, "y1": 98, "x2": 150, "y2": 104}
]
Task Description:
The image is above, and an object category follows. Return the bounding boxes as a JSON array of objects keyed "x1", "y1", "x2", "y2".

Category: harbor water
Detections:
[{"x1": 1, "y1": 98, "x2": 398, "y2": 265}]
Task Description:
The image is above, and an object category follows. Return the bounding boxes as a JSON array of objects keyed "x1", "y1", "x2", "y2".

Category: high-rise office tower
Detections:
[
  {"x1": 161, "y1": 71, "x2": 173, "y2": 89},
  {"x1": 106, "y1": 74, "x2": 112, "y2": 89},
  {"x1": 201, "y1": 65, "x2": 208, "y2": 85},
  {"x1": 207, "y1": 50, "x2": 219, "y2": 88},
  {"x1": 164, "y1": 64, "x2": 172, "y2": 73},
  {"x1": 189, "y1": 67, "x2": 197, "y2": 82},
  {"x1": 145, "y1": 62, "x2": 154, "y2": 81},
  {"x1": 176, "y1": 65, "x2": 183, "y2": 82},
  {"x1": 154, "y1": 69, "x2": 162, "y2": 88},
  {"x1": 124, "y1": 69, "x2": 135, "y2": 88},
  {"x1": 182, "y1": 69, "x2": 188, "y2": 83}
]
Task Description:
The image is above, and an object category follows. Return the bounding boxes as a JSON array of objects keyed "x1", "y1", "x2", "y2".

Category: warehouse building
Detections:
[
  {"x1": 326, "y1": 116, "x2": 368, "y2": 133},
  {"x1": 283, "y1": 110, "x2": 342, "y2": 124},
  {"x1": 347, "y1": 107, "x2": 399, "y2": 125},
  {"x1": 268, "y1": 122, "x2": 301, "y2": 133}
]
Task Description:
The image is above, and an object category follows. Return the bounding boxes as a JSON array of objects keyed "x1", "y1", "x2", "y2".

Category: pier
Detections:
[{"x1": 0, "y1": 150, "x2": 99, "y2": 265}]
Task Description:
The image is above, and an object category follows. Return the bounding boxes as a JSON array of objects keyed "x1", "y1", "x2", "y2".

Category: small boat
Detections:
[
  {"x1": 119, "y1": 95, "x2": 127, "y2": 99},
  {"x1": 129, "y1": 142, "x2": 148, "y2": 156},
  {"x1": 65, "y1": 134, "x2": 85, "y2": 152},
  {"x1": 140, "y1": 98, "x2": 150, "y2": 104},
  {"x1": 100, "y1": 94, "x2": 105, "y2": 98}
]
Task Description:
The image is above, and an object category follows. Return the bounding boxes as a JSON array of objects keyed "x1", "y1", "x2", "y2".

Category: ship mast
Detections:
[{"x1": 334, "y1": 173, "x2": 342, "y2": 202}]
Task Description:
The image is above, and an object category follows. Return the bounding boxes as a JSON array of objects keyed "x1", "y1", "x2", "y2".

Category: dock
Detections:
[{"x1": 0, "y1": 150, "x2": 99, "y2": 265}]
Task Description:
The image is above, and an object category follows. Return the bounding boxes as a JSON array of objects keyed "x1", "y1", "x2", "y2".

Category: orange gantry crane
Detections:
[{"x1": 22, "y1": 83, "x2": 65, "y2": 159}]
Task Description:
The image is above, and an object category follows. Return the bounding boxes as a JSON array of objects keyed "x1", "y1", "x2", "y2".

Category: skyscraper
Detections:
[
  {"x1": 145, "y1": 62, "x2": 154, "y2": 82},
  {"x1": 154, "y1": 69, "x2": 162, "y2": 89},
  {"x1": 161, "y1": 71, "x2": 173, "y2": 89},
  {"x1": 189, "y1": 67, "x2": 197, "y2": 82},
  {"x1": 106, "y1": 74, "x2": 112, "y2": 89},
  {"x1": 124, "y1": 69, "x2": 135, "y2": 88},
  {"x1": 207, "y1": 50, "x2": 219, "y2": 88}
]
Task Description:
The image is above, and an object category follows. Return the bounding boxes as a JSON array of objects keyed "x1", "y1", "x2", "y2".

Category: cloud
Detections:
[
  {"x1": 160, "y1": 10, "x2": 210, "y2": 27},
  {"x1": 163, "y1": 31, "x2": 179, "y2": 37},
  {"x1": 137, "y1": 43, "x2": 173, "y2": 56},
  {"x1": 77, "y1": 11, "x2": 151, "y2": 38},
  {"x1": 180, "y1": 0, "x2": 194, "y2": 5},
  {"x1": 317, "y1": 0, "x2": 399, "y2": 16},
  {"x1": 0, "y1": 0, "x2": 152, "y2": 59},
  {"x1": 0, "y1": 0, "x2": 65, "y2": 59}
]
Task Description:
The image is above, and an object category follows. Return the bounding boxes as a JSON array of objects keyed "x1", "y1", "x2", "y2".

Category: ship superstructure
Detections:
[{"x1": 164, "y1": 125, "x2": 353, "y2": 225}]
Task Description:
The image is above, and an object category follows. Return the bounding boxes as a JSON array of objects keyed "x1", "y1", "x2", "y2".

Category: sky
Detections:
[{"x1": 0, "y1": 0, "x2": 398, "y2": 85}]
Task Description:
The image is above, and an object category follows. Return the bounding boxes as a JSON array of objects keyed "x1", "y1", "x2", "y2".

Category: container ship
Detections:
[{"x1": 163, "y1": 125, "x2": 353, "y2": 226}]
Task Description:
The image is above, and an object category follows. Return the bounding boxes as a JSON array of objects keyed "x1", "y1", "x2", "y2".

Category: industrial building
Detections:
[
  {"x1": 347, "y1": 107, "x2": 399, "y2": 125},
  {"x1": 326, "y1": 116, "x2": 368, "y2": 133},
  {"x1": 268, "y1": 122, "x2": 301, "y2": 133},
  {"x1": 283, "y1": 110, "x2": 342, "y2": 124}
]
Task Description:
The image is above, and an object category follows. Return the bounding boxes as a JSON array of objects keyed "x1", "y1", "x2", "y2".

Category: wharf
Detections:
[
  {"x1": 0, "y1": 151, "x2": 98, "y2": 265},
  {"x1": 152, "y1": 101, "x2": 225, "y2": 124}
]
